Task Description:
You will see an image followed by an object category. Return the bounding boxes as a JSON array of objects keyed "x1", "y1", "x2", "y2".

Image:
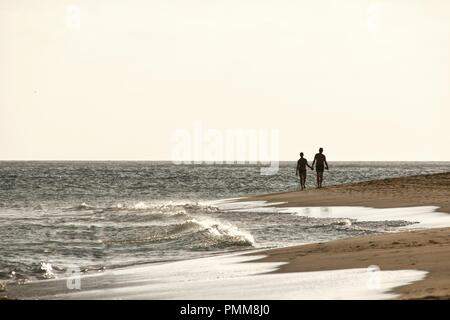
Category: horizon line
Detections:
[{"x1": 0, "y1": 159, "x2": 449, "y2": 163}]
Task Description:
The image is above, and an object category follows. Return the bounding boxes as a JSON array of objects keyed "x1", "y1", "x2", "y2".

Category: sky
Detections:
[{"x1": 1, "y1": 0, "x2": 449, "y2": 161}]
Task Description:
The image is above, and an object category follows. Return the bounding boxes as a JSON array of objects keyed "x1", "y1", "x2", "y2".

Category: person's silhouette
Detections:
[
  {"x1": 296, "y1": 152, "x2": 313, "y2": 190},
  {"x1": 311, "y1": 148, "x2": 329, "y2": 188}
]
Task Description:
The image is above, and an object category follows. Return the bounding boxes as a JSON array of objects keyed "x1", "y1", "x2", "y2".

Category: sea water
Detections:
[{"x1": 0, "y1": 161, "x2": 449, "y2": 282}]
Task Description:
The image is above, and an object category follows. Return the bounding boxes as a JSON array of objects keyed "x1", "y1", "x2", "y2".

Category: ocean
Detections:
[{"x1": 0, "y1": 161, "x2": 449, "y2": 282}]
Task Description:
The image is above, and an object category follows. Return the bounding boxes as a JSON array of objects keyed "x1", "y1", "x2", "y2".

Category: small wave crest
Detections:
[
  {"x1": 34, "y1": 262, "x2": 56, "y2": 280},
  {"x1": 69, "y1": 202, "x2": 96, "y2": 211},
  {"x1": 171, "y1": 218, "x2": 255, "y2": 249},
  {"x1": 67, "y1": 201, "x2": 220, "y2": 215},
  {"x1": 184, "y1": 218, "x2": 253, "y2": 243},
  {"x1": 333, "y1": 218, "x2": 353, "y2": 226}
]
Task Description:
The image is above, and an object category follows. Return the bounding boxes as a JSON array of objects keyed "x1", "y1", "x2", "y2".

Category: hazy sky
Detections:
[{"x1": 1, "y1": 0, "x2": 449, "y2": 161}]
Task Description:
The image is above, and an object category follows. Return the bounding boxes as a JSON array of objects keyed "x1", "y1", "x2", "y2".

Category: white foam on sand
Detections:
[
  {"x1": 214, "y1": 201, "x2": 450, "y2": 229},
  {"x1": 45, "y1": 252, "x2": 426, "y2": 300}
]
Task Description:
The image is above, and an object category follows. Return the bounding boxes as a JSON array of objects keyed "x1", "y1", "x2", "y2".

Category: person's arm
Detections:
[
  {"x1": 296, "y1": 161, "x2": 299, "y2": 175},
  {"x1": 307, "y1": 160, "x2": 313, "y2": 170},
  {"x1": 311, "y1": 155, "x2": 316, "y2": 169},
  {"x1": 324, "y1": 156, "x2": 329, "y2": 170}
]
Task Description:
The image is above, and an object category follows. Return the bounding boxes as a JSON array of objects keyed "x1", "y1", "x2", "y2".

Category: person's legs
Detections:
[
  {"x1": 303, "y1": 172, "x2": 307, "y2": 188},
  {"x1": 300, "y1": 171, "x2": 306, "y2": 189},
  {"x1": 298, "y1": 174, "x2": 302, "y2": 190},
  {"x1": 316, "y1": 170, "x2": 324, "y2": 188},
  {"x1": 316, "y1": 171, "x2": 320, "y2": 188}
]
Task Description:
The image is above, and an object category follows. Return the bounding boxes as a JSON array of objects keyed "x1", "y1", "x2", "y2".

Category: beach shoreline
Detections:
[
  {"x1": 242, "y1": 172, "x2": 450, "y2": 299},
  {"x1": 241, "y1": 172, "x2": 450, "y2": 213},
  {"x1": 3, "y1": 172, "x2": 450, "y2": 300}
]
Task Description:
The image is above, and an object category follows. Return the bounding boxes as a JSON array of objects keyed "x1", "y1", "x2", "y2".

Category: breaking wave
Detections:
[
  {"x1": 103, "y1": 216, "x2": 255, "y2": 249},
  {"x1": 64, "y1": 201, "x2": 257, "y2": 250},
  {"x1": 171, "y1": 218, "x2": 255, "y2": 248}
]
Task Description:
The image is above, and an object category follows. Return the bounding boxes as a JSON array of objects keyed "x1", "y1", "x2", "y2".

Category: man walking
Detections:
[
  {"x1": 311, "y1": 148, "x2": 329, "y2": 188},
  {"x1": 296, "y1": 152, "x2": 313, "y2": 190}
]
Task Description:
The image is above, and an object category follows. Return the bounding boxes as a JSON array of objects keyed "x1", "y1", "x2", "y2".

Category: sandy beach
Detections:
[{"x1": 243, "y1": 172, "x2": 450, "y2": 299}]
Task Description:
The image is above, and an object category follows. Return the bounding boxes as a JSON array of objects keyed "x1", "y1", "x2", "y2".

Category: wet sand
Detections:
[{"x1": 243, "y1": 172, "x2": 450, "y2": 299}]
